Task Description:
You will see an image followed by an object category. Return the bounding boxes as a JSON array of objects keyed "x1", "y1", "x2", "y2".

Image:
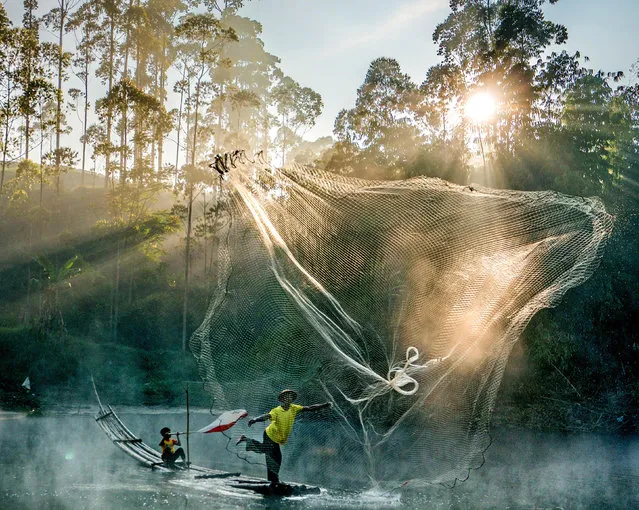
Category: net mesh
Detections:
[{"x1": 190, "y1": 152, "x2": 613, "y2": 486}]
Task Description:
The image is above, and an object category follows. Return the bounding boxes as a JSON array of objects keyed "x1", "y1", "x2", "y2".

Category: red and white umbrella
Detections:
[{"x1": 197, "y1": 409, "x2": 248, "y2": 433}]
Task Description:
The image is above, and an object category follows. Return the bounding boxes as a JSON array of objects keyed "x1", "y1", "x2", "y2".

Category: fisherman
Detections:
[
  {"x1": 159, "y1": 427, "x2": 186, "y2": 465},
  {"x1": 236, "y1": 389, "x2": 331, "y2": 485}
]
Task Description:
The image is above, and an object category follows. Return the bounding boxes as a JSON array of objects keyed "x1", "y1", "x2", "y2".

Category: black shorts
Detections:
[
  {"x1": 246, "y1": 431, "x2": 282, "y2": 483},
  {"x1": 161, "y1": 447, "x2": 185, "y2": 463}
]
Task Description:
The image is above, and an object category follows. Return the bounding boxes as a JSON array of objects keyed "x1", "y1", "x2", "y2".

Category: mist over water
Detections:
[{"x1": 1, "y1": 408, "x2": 637, "y2": 509}]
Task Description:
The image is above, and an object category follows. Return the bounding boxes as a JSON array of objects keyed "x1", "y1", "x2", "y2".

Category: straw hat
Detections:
[{"x1": 277, "y1": 389, "x2": 298, "y2": 402}]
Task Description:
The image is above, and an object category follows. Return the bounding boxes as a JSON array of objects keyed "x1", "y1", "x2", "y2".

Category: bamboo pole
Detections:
[{"x1": 186, "y1": 384, "x2": 190, "y2": 468}]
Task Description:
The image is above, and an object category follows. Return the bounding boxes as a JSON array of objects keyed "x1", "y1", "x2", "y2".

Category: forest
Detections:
[{"x1": 0, "y1": 1, "x2": 637, "y2": 433}]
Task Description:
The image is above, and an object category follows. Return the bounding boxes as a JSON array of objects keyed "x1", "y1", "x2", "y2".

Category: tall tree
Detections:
[
  {"x1": 98, "y1": 78, "x2": 172, "y2": 340},
  {"x1": 146, "y1": 0, "x2": 186, "y2": 176},
  {"x1": 95, "y1": 183, "x2": 178, "y2": 341},
  {"x1": 432, "y1": 0, "x2": 568, "y2": 150},
  {"x1": 43, "y1": 0, "x2": 79, "y2": 193},
  {"x1": 332, "y1": 58, "x2": 419, "y2": 177},
  {"x1": 420, "y1": 63, "x2": 464, "y2": 141},
  {"x1": 94, "y1": 0, "x2": 124, "y2": 188},
  {"x1": 174, "y1": 12, "x2": 236, "y2": 351},
  {"x1": 204, "y1": 0, "x2": 247, "y2": 14},
  {"x1": 127, "y1": 0, "x2": 155, "y2": 172},
  {"x1": 100, "y1": 78, "x2": 172, "y2": 183},
  {"x1": 209, "y1": 12, "x2": 280, "y2": 153},
  {"x1": 67, "y1": 0, "x2": 102, "y2": 185},
  {"x1": 34, "y1": 87, "x2": 57, "y2": 205},
  {"x1": 18, "y1": 0, "x2": 41, "y2": 162},
  {"x1": 24, "y1": 41, "x2": 58, "y2": 206},
  {"x1": 33, "y1": 254, "x2": 81, "y2": 336},
  {"x1": 172, "y1": 70, "x2": 188, "y2": 183},
  {"x1": 271, "y1": 75, "x2": 322, "y2": 165},
  {"x1": 0, "y1": 11, "x2": 20, "y2": 193}
]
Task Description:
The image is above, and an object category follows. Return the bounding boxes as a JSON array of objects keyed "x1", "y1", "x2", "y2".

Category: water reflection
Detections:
[{"x1": 1, "y1": 408, "x2": 637, "y2": 509}]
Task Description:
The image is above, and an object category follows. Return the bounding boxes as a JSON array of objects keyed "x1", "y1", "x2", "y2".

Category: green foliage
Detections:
[
  {"x1": 0, "y1": 0, "x2": 636, "y2": 434},
  {"x1": 32, "y1": 253, "x2": 81, "y2": 336},
  {"x1": 0, "y1": 325, "x2": 206, "y2": 408},
  {"x1": 2, "y1": 159, "x2": 39, "y2": 204},
  {"x1": 0, "y1": 326, "x2": 78, "y2": 387},
  {"x1": 319, "y1": 1, "x2": 639, "y2": 433},
  {"x1": 331, "y1": 58, "x2": 420, "y2": 177},
  {"x1": 271, "y1": 75, "x2": 323, "y2": 164},
  {"x1": 117, "y1": 292, "x2": 183, "y2": 349}
]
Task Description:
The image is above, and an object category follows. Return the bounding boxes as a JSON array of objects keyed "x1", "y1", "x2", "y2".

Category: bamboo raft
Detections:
[
  {"x1": 96, "y1": 404, "x2": 175, "y2": 471},
  {"x1": 92, "y1": 383, "x2": 321, "y2": 496},
  {"x1": 95, "y1": 403, "x2": 235, "y2": 476}
]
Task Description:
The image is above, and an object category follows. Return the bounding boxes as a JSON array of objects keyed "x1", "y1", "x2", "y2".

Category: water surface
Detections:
[{"x1": 1, "y1": 407, "x2": 637, "y2": 509}]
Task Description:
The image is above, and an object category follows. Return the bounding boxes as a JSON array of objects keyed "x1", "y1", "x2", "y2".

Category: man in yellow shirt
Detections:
[{"x1": 236, "y1": 389, "x2": 331, "y2": 485}]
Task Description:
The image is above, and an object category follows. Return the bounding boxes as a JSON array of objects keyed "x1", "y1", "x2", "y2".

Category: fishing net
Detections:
[{"x1": 190, "y1": 151, "x2": 613, "y2": 486}]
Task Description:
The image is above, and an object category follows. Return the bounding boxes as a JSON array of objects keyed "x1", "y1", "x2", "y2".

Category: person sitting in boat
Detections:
[
  {"x1": 159, "y1": 427, "x2": 186, "y2": 465},
  {"x1": 236, "y1": 389, "x2": 331, "y2": 485}
]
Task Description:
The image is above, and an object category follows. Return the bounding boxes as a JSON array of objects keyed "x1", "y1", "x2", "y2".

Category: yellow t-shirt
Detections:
[
  {"x1": 160, "y1": 438, "x2": 176, "y2": 454},
  {"x1": 265, "y1": 404, "x2": 303, "y2": 445}
]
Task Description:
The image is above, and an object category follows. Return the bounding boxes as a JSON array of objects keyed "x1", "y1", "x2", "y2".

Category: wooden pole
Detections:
[{"x1": 186, "y1": 384, "x2": 190, "y2": 468}]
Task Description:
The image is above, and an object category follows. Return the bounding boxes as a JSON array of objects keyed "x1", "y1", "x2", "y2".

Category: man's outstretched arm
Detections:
[
  {"x1": 248, "y1": 413, "x2": 271, "y2": 426},
  {"x1": 300, "y1": 402, "x2": 332, "y2": 413}
]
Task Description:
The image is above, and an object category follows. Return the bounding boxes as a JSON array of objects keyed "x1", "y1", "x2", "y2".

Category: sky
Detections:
[
  {"x1": 238, "y1": 0, "x2": 639, "y2": 141},
  {"x1": 1, "y1": 0, "x2": 638, "y2": 162}
]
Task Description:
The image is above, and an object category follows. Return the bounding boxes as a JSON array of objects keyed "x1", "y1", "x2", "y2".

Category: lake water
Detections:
[{"x1": 1, "y1": 407, "x2": 637, "y2": 509}]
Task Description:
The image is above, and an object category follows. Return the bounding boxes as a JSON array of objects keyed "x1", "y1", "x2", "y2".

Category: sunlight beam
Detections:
[{"x1": 465, "y1": 92, "x2": 496, "y2": 124}]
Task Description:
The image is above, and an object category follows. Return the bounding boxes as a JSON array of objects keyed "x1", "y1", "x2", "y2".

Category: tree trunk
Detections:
[
  {"x1": 81, "y1": 46, "x2": 89, "y2": 186},
  {"x1": 109, "y1": 258, "x2": 114, "y2": 337},
  {"x1": 25, "y1": 224, "x2": 33, "y2": 324},
  {"x1": 39, "y1": 105, "x2": 44, "y2": 208},
  {"x1": 209, "y1": 231, "x2": 217, "y2": 293},
  {"x1": 174, "y1": 65, "x2": 186, "y2": 186},
  {"x1": 133, "y1": 0, "x2": 141, "y2": 174},
  {"x1": 121, "y1": 108, "x2": 128, "y2": 183},
  {"x1": 181, "y1": 69, "x2": 204, "y2": 352},
  {"x1": 191, "y1": 78, "x2": 201, "y2": 167},
  {"x1": 113, "y1": 239, "x2": 121, "y2": 341},
  {"x1": 1, "y1": 77, "x2": 10, "y2": 193},
  {"x1": 202, "y1": 191, "x2": 208, "y2": 275},
  {"x1": 261, "y1": 107, "x2": 269, "y2": 156},
  {"x1": 151, "y1": 55, "x2": 159, "y2": 174},
  {"x1": 120, "y1": 0, "x2": 132, "y2": 183},
  {"x1": 25, "y1": 118, "x2": 31, "y2": 162},
  {"x1": 26, "y1": 266, "x2": 31, "y2": 324},
  {"x1": 208, "y1": 186, "x2": 222, "y2": 295},
  {"x1": 24, "y1": 6, "x2": 36, "y2": 162},
  {"x1": 442, "y1": 110, "x2": 447, "y2": 140},
  {"x1": 216, "y1": 84, "x2": 224, "y2": 150},
  {"x1": 55, "y1": 0, "x2": 66, "y2": 194},
  {"x1": 157, "y1": 41, "x2": 166, "y2": 179},
  {"x1": 184, "y1": 77, "x2": 191, "y2": 168},
  {"x1": 105, "y1": 15, "x2": 115, "y2": 189},
  {"x1": 182, "y1": 183, "x2": 193, "y2": 351},
  {"x1": 281, "y1": 114, "x2": 286, "y2": 166}
]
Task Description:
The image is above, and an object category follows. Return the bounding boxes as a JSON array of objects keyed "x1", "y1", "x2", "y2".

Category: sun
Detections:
[{"x1": 465, "y1": 91, "x2": 496, "y2": 123}]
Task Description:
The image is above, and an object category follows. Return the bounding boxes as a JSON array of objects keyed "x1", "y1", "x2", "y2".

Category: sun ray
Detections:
[{"x1": 465, "y1": 92, "x2": 497, "y2": 124}]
